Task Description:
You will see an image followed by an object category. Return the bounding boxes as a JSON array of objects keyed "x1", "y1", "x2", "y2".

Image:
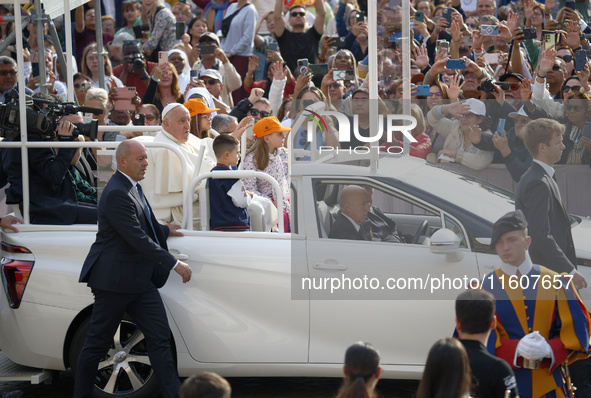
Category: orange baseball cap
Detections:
[
  {"x1": 183, "y1": 98, "x2": 219, "y2": 117},
  {"x1": 253, "y1": 116, "x2": 291, "y2": 138}
]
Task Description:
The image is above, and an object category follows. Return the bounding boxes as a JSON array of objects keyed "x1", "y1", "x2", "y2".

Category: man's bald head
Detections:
[{"x1": 339, "y1": 185, "x2": 371, "y2": 225}]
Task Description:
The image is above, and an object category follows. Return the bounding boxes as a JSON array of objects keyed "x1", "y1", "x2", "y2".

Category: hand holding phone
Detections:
[
  {"x1": 158, "y1": 51, "x2": 168, "y2": 65},
  {"x1": 175, "y1": 21, "x2": 186, "y2": 40},
  {"x1": 497, "y1": 118, "x2": 506, "y2": 137}
]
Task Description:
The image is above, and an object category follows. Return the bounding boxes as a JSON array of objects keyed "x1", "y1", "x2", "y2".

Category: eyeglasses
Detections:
[
  {"x1": 74, "y1": 82, "x2": 90, "y2": 90},
  {"x1": 559, "y1": 55, "x2": 573, "y2": 63},
  {"x1": 249, "y1": 109, "x2": 271, "y2": 118},
  {"x1": 551, "y1": 64, "x2": 564, "y2": 72},
  {"x1": 123, "y1": 39, "x2": 141, "y2": 46},
  {"x1": 203, "y1": 79, "x2": 220, "y2": 85},
  {"x1": 335, "y1": 54, "x2": 351, "y2": 60},
  {"x1": 562, "y1": 85, "x2": 582, "y2": 93},
  {"x1": 144, "y1": 114, "x2": 156, "y2": 121},
  {"x1": 504, "y1": 83, "x2": 520, "y2": 91},
  {"x1": 566, "y1": 104, "x2": 585, "y2": 112},
  {"x1": 427, "y1": 92, "x2": 443, "y2": 98},
  {"x1": 0, "y1": 70, "x2": 17, "y2": 76},
  {"x1": 329, "y1": 83, "x2": 343, "y2": 89},
  {"x1": 103, "y1": 23, "x2": 115, "y2": 28},
  {"x1": 468, "y1": 23, "x2": 478, "y2": 28},
  {"x1": 291, "y1": 11, "x2": 305, "y2": 17}
]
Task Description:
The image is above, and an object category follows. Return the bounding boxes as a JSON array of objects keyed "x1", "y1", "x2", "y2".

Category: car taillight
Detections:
[
  {"x1": 2, "y1": 260, "x2": 34, "y2": 308},
  {"x1": 1, "y1": 243, "x2": 31, "y2": 254}
]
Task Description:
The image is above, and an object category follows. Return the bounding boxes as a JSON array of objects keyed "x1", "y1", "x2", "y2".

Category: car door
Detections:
[
  {"x1": 162, "y1": 232, "x2": 309, "y2": 364},
  {"x1": 303, "y1": 177, "x2": 482, "y2": 367}
]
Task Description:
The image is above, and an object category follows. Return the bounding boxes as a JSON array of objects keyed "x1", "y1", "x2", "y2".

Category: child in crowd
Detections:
[
  {"x1": 180, "y1": 372, "x2": 231, "y2": 398},
  {"x1": 243, "y1": 116, "x2": 291, "y2": 231},
  {"x1": 209, "y1": 134, "x2": 251, "y2": 231}
]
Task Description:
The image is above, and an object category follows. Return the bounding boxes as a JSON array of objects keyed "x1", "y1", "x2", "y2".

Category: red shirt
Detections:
[{"x1": 112, "y1": 61, "x2": 157, "y2": 99}]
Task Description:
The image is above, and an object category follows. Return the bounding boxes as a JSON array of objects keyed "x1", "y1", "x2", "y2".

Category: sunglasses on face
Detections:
[
  {"x1": 249, "y1": 109, "x2": 271, "y2": 118},
  {"x1": 504, "y1": 83, "x2": 520, "y2": 91},
  {"x1": 566, "y1": 104, "x2": 585, "y2": 112},
  {"x1": 74, "y1": 82, "x2": 90, "y2": 90},
  {"x1": 291, "y1": 11, "x2": 305, "y2": 17},
  {"x1": 336, "y1": 54, "x2": 351, "y2": 60},
  {"x1": 559, "y1": 55, "x2": 573, "y2": 63},
  {"x1": 562, "y1": 85, "x2": 582, "y2": 93},
  {"x1": 329, "y1": 83, "x2": 343, "y2": 89},
  {"x1": 0, "y1": 70, "x2": 17, "y2": 76},
  {"x1": 144, "y1": 114, "x2": 156, "y2": 121},
  {"x1": 123, "y1": 39, "x2": 141, "y2": 46},
  {"x1": 203, "y1": 79, "x2": 219, "y2": 85},
  {"x1": 552, "y1": 64, "x2": 563, "y2": 72}
]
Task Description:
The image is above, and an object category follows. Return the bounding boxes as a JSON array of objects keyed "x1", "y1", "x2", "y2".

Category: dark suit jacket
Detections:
[
  {"x1": 79, "y1": 170, "x2": 177, "y2": 293},
  {"x1": 329, "y1": 211, "x2": 364, "y2": 240},
  {"x1": 515, "y1": 162, "x2": 576, "y2": 273},
  {"x1": 328, "y1": 209, "x2": 402, "y2": 242}
]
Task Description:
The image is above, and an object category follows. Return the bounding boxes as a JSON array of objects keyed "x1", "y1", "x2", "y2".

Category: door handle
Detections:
[
  {"x1": 172, "y1": 253, "x2": 189, "y2": 261},
  {"x1": 314, "y1": 263, "x2": 348, "y2": 271}
]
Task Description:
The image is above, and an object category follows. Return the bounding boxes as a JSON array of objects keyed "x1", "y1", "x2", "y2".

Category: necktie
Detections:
[{"x1": 136, "y1": 183, "x2": 160, "y2": 245}]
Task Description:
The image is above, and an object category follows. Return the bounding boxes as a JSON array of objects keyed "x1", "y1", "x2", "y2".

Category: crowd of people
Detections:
[{"x1": 0, "y1": 0, "x2": 590, "y2": 225}]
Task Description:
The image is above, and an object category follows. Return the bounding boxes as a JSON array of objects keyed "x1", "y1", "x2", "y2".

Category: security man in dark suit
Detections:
[
  {"x1": 73, "y1": 139, "x2": 192, "y2": 398},
  {"x1": 515, "y1": 118, "x2": 587, "y2": 290},
  {"x1": 515, "y1": 118, "x2": 590, "y2": 394}
]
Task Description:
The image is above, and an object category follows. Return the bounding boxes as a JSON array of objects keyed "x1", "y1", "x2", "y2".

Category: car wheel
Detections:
[{"x1": 69, "y1": 315, "x2": 161, "y2": 398}]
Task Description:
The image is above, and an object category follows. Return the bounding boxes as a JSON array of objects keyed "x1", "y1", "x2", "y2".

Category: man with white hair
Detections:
[
  {"x1": 141, "y1": 102, "x2": 275, "y2": 231},
  {"x1": 141, "y1": 102, "x2": 215, "y2": 227}
]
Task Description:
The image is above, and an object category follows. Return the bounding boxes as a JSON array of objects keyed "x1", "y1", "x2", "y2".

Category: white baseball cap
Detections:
[{"x1": 464, "y1": 98, "x2": 486, "y2": 116}]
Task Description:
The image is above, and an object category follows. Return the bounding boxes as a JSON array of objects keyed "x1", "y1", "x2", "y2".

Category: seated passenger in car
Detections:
[
  {"x1": 209, "y1": 134, "x2": 251, "y2": 231},
  {"x1": 329, "y1": 185, "x2": 402, "y2": 242}
]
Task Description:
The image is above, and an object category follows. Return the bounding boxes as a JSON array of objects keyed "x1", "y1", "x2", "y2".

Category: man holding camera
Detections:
[
  {"x1": 0, "y1": 112, "x2": 98, "y2": 224},
  {"x1": 112, "y1": 40, "x2": 156, "y2": 98},
  {"x1": 191, "y1": 33, "x2": 241, "y2": 108}
]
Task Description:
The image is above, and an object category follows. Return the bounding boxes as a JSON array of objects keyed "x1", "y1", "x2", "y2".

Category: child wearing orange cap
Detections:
[
  {"x1": 243, "y1": 116, "x2": 291, "y2": 232},
  {"x1": 183, "y1": 98, "x2": 220, "y2": 139}
]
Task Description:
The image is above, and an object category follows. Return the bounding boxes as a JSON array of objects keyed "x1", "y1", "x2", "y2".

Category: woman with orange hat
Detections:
[
  {"x1": 184, "y1": 98, "x2": 220, "y2": 139},
  {"x1": 243, "y1": 116, "x2": 291, "y2": 231}
]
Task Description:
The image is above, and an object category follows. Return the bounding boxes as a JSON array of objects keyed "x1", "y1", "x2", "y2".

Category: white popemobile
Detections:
[{"x1": 1, "y1": 141, "x2": 591, "y2": 398}]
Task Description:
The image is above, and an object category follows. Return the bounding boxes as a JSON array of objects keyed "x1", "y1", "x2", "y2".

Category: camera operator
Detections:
[
  {"x1": 0, "y1": 56, "x2": 33, "y2": 103},
  {"x1": 0, "y1": 113, "x2": 98, "y2": 225},
  {"x1": 112, "y1": 39, "x2": 156, "y2": 98}
]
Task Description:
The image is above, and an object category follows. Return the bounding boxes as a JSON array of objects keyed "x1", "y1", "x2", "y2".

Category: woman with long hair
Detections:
[
  {"x1": 142, "y1": 62, "x2": 184, "y2": 113},
  {"x1": 335, "y1": 342, "x2": 381, "y2": 398},
  {"x1": 329, "y1": 49, "x2": 362, "y2": 96},
  {"x1": 416, "y1": 338, "x2": 472, "y2": 398},
  {"x1": 115, "y1": 0, "x2": 142, "y2": 37},
  {"x1": 184, "y1": 98, "x2": 220, "y2": 139},
  {"x1": 81, "y1": 43, "x2": 123, "y2": 89},
  {"x1": 291, "y1": 86, "x2": 340, "y2": 150}
]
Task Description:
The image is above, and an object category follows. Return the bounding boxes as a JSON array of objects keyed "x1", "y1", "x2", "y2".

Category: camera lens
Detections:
[{"x1": 133, "y1": 57, "x2": 144, "y2": 69}]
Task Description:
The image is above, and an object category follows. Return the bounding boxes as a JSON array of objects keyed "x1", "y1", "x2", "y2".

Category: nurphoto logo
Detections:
[{"x1": 298, "y1": 108, "x2": 418, "y2": 155}]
